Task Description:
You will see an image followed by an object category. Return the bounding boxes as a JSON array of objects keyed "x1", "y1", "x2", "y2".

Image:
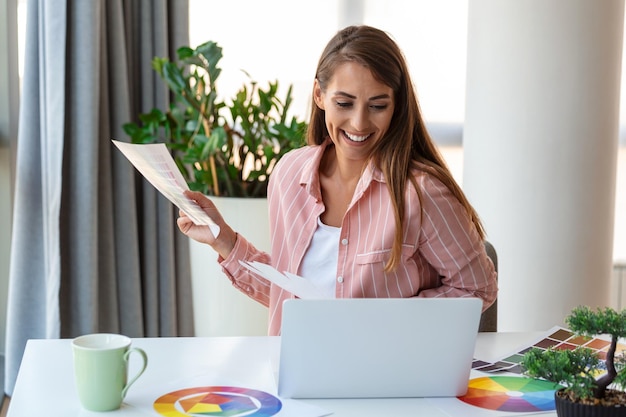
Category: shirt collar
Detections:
[{"x1": 299, "y1": 139, "x2": 386, "y2": 201}]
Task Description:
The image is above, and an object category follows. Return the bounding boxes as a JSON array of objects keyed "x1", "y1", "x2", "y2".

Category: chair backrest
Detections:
[{"x1": 478, "y1": 240, "x2": 498, "y2": 332}]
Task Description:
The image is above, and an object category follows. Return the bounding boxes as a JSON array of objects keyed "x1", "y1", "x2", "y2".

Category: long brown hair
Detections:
[{"x1": 308, "y1": 25, "x2": 485, "y2": 271}]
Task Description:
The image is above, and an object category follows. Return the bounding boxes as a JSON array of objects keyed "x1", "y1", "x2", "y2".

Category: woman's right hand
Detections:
[{"x1": 177, "y1": 190, "x2": 237, "y2": 259}]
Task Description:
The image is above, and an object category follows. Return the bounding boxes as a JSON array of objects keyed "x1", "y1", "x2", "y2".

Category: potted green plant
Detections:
[
  {"x1": 122, "y1": 41, "x2": 308, "y2": 337},
  {"x1": 521, "y1": 306, "x2": 626, "y2": 416},
  {"x1": 122, "y1": 40, "x2": 307, "y2": 197}
]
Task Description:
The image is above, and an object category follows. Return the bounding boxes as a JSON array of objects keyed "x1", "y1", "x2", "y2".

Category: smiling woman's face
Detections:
[{"x1": 313, "y1": 61, "x2": 395, "y2": 165}]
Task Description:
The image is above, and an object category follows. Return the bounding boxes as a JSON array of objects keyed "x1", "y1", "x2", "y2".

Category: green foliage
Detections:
[
  {"x1": 566, "y1": 305, "x2": 626, "y2": 339},
  {"x1": 521, "y1": 306, "x2": 626, "y2": 401},
  {"x1": 522, "y1": 347, "x2": 600, "y2": 399},
  {"x1": 123, "y1": 41, "x2": 308, "y2": 197},
  {"x1": 616, "y1": 352, "x2": 626, "y2": 388}
]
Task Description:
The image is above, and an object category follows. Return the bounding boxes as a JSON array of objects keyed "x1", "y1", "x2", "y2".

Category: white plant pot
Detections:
[{"x1": 189, "y1": 197, "x2": 269, "y2": 337}]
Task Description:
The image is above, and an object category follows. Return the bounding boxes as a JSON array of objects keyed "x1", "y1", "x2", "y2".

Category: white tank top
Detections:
[{"x1": 299, "y1": 217, "x2": 340, "y2": 298}]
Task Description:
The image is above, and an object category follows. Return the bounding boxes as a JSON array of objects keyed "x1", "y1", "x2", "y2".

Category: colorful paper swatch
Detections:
[
  {"x1": 472, "y1": 326, "x2": 626, "y2": 374},
  {"x1": 458, "y1": 376, "x2": 562, "y2": 412},
  {"x1": 154, "y1": 386, "x2": 282, "y2": 417}
]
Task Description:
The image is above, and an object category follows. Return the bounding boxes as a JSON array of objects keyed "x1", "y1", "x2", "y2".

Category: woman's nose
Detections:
[{"x1": 351, "y1": 107, "x2": 369, "y2": 131}]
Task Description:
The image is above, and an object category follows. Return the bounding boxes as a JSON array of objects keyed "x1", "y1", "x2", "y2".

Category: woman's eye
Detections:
[{"x1": 334, "y1": 101, "x2": 389, "y2": 110}]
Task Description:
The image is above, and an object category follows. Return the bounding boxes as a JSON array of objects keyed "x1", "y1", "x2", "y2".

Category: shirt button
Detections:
[
  {"x1": 341, "y1": 238, "x2": 348, "y2": 246},
  {"x1": 337, "y1": 276, "x2": 344, "y2": 283}
]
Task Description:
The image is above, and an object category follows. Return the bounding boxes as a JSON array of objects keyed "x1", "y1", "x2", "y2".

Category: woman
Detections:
[{"x1": 178, "y1": 25, "x2": 498, "y2": 335}]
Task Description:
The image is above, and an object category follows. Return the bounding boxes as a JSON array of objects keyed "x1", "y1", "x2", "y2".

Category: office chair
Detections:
[{"x1": 478, "y1": 240, "x2": 498, "y2": 332}]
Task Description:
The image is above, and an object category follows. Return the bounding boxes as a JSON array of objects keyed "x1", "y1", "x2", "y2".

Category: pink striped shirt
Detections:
[{"x1": 219, "y1": 141, "x2": 498, "y2": 336}]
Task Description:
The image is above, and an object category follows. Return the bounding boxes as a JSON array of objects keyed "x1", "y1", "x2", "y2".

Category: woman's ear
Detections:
[{"x1": 313, "y1": 79, "x2": 325, "y2": 110}]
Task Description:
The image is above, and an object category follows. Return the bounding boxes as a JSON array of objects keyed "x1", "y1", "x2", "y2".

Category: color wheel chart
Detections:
[
  {"x1": 471, "y1": 326, "x2": 626, "y2": 375},
  {"x1": 428, "y1": 326, "x2": 626, "y2": 416},
  {"x1": 458, "y1": 376, "x2": 562, "y2": 413},
  {"x1": 153, "y1": 386, "x2": 282, "y2": 417}
]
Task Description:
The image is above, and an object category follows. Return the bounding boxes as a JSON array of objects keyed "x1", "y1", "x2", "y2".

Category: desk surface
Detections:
[{"x1": 8, "y1": 332, "x2": 552, "y2": 417}]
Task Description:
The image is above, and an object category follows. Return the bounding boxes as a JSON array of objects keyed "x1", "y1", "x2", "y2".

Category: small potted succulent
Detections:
[{"x1": 521, "y1": 306, "x2": 626, "y2": 416}]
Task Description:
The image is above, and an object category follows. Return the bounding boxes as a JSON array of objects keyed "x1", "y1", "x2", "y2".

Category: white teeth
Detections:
[{"x1": 345, "y1": 131, "x2": 371, "y2": 142}]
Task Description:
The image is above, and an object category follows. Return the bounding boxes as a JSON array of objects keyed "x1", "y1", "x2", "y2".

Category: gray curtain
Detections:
[{"x1": 5, "y1": 0, "x2": 192, "y2": 396}]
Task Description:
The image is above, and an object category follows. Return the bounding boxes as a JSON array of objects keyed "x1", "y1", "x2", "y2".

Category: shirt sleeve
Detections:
[
  {"x1": 218, "y1": 234, "x2": 273, "y2": 307},
  {"x1": 414, "y1": 174, "x2": 498, "y2": 311}
]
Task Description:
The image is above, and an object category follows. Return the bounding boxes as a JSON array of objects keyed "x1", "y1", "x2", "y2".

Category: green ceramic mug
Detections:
[{"x1": 72, "y1": 333, "x2": 148, "y2": 411}]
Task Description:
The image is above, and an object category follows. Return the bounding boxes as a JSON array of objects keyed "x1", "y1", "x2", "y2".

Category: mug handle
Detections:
[{"x1": 121, "y1": 347, "x2": 148, "y2": 399}]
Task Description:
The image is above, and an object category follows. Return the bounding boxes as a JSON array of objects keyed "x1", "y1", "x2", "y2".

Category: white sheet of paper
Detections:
[
  {"x1": 239, "y1": 261, "x2": 330, "y2": 299},
  {"x1": 112, "y1": 140, "x2": 220, "y2": 238},
  {"x1": 127, "y1": 362, "x2": 332, "y2": 417}
]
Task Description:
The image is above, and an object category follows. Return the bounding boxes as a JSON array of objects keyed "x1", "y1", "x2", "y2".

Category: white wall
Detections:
[{"x1": 464, "y1": 0, "x2": 624, "y2": 331}]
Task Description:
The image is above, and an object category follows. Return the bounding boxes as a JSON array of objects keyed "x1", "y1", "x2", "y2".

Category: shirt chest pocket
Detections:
[{"x1": 355, "y1": 245, "x2": 416, "y2": 265}]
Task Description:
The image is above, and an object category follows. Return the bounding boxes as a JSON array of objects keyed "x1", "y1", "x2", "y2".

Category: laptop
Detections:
[{"x1": 277, "y1": 297, "x2": 482, "y2": 399}]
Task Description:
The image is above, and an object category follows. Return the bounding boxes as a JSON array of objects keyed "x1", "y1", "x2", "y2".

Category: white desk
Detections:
[{"x1": 7, "y1": 332, "x2": 552, "y2": 417}]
